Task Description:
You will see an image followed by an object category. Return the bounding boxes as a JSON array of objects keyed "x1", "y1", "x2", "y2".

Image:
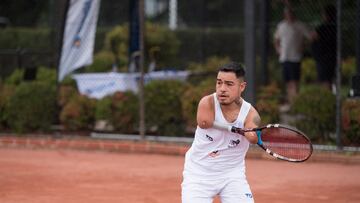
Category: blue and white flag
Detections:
[
  {"x1": 73, "y1": 72, "x2": 140, "y2": 99},
  {"x1": 72, "y1": 70, "x2": 189, "y2": 99},
  {"x1": 58, "y1": 0, "x2": 101, "y2": 82}
]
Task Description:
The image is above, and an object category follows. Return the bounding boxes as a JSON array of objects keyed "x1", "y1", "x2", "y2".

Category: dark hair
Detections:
[{"x1": 218, "y1": 62, "x2": 245, "y2": 79}]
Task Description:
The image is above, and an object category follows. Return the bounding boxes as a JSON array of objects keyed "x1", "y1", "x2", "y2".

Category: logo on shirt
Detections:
[
  {"x1": 206, "y1": 134, "x2": 213, "y2": 141},
  {"x1": 228, "y1": 139, "x2": 240, "y2": 148},
  {"x1": 209, "y1": 150, "x2": 219, "y2": 157}
]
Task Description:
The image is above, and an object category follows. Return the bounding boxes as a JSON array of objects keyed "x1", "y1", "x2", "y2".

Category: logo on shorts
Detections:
[{"x1": 245, "y1": 193, "x2": 253, "y2": 198}]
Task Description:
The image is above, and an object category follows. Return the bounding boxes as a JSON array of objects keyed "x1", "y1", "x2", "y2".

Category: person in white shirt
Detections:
[
  {"x1": 274, "y1": 7, "x2": 311, "y2": 107},
  {"x1": 181, "y1": 62, "x2": 261, "y2": 203}
]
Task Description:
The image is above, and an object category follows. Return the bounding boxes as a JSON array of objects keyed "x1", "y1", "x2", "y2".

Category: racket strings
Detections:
[{"x1": 261, "y1": 128, "x2": 312, "y2": 160}]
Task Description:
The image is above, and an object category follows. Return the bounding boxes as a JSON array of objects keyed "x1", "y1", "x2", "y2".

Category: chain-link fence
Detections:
[
  {"x1": 0, "y1": 0, "x2": 359, "y2": 148},
  {"x1": 267, "y1": 0, "x2": 359, "y2": 148}
]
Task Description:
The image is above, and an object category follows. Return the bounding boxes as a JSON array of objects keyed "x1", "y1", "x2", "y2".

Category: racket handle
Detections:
[
  {"x1": 212, "y1": 121, "x2": 245, "y2": 135},
  {"x1": 213, "y1": 121, "x2": 233, "y2": 132},
  {"x1": 230, "y1": 126, "x2": 245, "y2": 135}
]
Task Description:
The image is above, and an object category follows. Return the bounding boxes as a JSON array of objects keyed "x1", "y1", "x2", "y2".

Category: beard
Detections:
[
  {"x1": 219, "y1": 100, "x2": 231, "y2": 105},
  {"x1": 218, "y1": 96, "x2": 235, "y2": 105},
  {"x1": 217, "y1": 94, "x2": 241, "y2": 106}
]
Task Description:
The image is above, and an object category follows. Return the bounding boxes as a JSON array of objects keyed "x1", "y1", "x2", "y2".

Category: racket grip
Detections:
[
  {"x1": 213, "y1": 121, "x2": 233, "y2": 132},
  {"x1": 230, "y1": 126, "x2": 245, "y2": 135}
]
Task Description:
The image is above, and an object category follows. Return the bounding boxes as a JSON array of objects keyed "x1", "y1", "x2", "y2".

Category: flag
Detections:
[{"x1": 58, "y1": 0, "x2": 101, "y2": 81}]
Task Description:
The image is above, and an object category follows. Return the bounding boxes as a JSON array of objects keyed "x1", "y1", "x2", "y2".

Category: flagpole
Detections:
[
  {"x1": 54, "y1": 0, "x2": 70, "y2": 128},
  {"x1": 56, "y1": 0, "x2": 70, "y2": 84}
]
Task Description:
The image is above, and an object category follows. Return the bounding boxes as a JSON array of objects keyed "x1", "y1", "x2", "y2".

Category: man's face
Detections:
[
  {"x1": 284, "y1": 10, "x2": 295, "y2": 22},
  {"x1": 216, "y1": 71, "x2": 246, "y2": 105}
]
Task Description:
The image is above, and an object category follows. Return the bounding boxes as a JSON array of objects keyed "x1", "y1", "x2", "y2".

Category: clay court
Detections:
[{"x1": 0, "y1": 146, "x2": 359, "y2": 203}]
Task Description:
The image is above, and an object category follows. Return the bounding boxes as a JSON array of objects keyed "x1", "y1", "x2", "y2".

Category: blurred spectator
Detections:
[
  {"x1": 148, "y1": 46, "x2": 160, "y2": 72},
  {"x1": 311, "y1": 4, "x2": 337, "y2": 90},
  {"x1": 274, "y1": 7, "x2": 311, "y2": 111},
  {"x1": 129, "y1": 51, "x2": 140, "y2": 73}
]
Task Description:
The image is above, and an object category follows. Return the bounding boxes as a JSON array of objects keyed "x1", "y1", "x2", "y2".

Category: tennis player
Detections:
[{"x1": 182, "y1": 62, "x2": 261, "y2": 203}]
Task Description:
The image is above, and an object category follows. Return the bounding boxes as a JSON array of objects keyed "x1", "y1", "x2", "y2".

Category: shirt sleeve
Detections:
[{"x1": 274, "y1": 23, "x2": 281, "y2": 40}]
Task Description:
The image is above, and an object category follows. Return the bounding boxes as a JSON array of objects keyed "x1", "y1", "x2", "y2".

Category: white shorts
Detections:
[{"x1": 181, "y1": 176, "x2": 254, "y2": 203}]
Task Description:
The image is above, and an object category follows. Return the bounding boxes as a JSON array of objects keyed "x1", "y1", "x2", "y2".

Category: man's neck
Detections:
[{"x1": 220, "y1": 98, "x2": 242, "y2": 112}]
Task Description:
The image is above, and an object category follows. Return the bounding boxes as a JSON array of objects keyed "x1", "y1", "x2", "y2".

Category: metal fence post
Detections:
[
  {"x1": 138, "y1": 0, "x2": 146, "y2": 140},
  {"x1": 244, "y1": 0, "x2": 256, "y2": 104},
  {"x1": 336, "y1": 0, "x2": 342, "y2": 150}
]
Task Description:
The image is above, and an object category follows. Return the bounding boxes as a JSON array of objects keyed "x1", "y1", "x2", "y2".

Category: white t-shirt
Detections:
[
  {"x1": 183, "y1": 93, "x2": 251, "y2": 180},
  {"x1": 274, "y1": 20, "x2": 311, "y2": 62}
]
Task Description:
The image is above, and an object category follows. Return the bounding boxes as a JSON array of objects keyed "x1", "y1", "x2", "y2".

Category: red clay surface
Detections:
[{"x1": 0, "y1": 147, "x2": 359, "y2": 203}]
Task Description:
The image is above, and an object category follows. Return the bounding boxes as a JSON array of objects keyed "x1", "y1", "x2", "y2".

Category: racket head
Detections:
[{"x1": 256, "y1": 124, "x2": 313, "y2": 162}]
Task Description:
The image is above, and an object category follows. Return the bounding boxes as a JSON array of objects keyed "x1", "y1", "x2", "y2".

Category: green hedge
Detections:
[
  {"x1": 95, "y1": 96, "x2": 113, "y2": 121},
  {"x1": 4, "y1": 67, "x2": 56, "y2": 86},
  {"x1": 94, "y1": 91, "x2": 139, "y2": 133},
  {"x1": 101, "y1": 23, "x2": 180, "y2": 72},
  {"x1": 255, "y1": 83, "x2": 281, "y2": 125},
  {"x1": 300, "y1": 57, "x2": 317, "y2": 84},
  {"x1": 58, "y1": 85, "x2": 78, "y2": 107},
  {"x1": 342, "y1": 98, "x2": 360, "y2": 145},
  {"x1": 60, "y1": 95, "x2": 96, "y2": 131},
  {"x1": 4, "y1": 69, "x2": 24, "y2": 85},
  {"x1": 182, "y1": 77, "x2": 215, "y2": 129},
  {"x1": 0, "y1": 67, "x2": 57, "y2": 132},
  {"x1": 0, "y1": 27, "x2": 108, "y2": 51},
  {"x1": 145, "y1": 80, "x2": 186, "y2": 136},
  {"x1": 300, "y1": 57, "x2": 357, "y2": 86},
  {"x1": 0, "y1": 83, "x2": 16, "y2": 130},
  {"x1": 85, "y1": 51, "x2": 116, "y2": 73},
  {"x1": 110, "y1": 91, "x2": 139, "y2": 133},
  {"x1": 3, "y1": 82, "x2": 56, "y2": 133},
  {"x1": 291, "y1": 85, "x2": 336, "y2": 143},
  {"x1": 342, "y1": 57, "x2": 357, "y2": 85},
  {"x1": 0, "y1": 28, "x2": 51, "y2": 49}
]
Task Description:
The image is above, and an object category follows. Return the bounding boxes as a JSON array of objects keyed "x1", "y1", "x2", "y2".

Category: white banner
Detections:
[
  {"x1": 73, "y1": 72, "x2": 140, "y2": 99},
  {"x1": 73, "y1": 70, "x2": 189, "y2": 99},
  {"x1": 58, "y1": 0, "x2": 101, "y2": 82}
]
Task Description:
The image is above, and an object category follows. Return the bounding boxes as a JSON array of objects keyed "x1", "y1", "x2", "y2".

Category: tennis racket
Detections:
[{"x1": 231, "y1": 124, "x2": 313, "y2": 162}]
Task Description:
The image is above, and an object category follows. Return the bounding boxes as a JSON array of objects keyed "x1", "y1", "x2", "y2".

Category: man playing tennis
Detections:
[{"x1": 182, "y1": 62, "x2": 261, "y2": 203}]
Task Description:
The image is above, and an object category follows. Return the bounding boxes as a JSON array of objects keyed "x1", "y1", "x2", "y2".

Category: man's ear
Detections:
[{"x1": 240, "y1": 81, "x2": 247, "y2": 91}]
